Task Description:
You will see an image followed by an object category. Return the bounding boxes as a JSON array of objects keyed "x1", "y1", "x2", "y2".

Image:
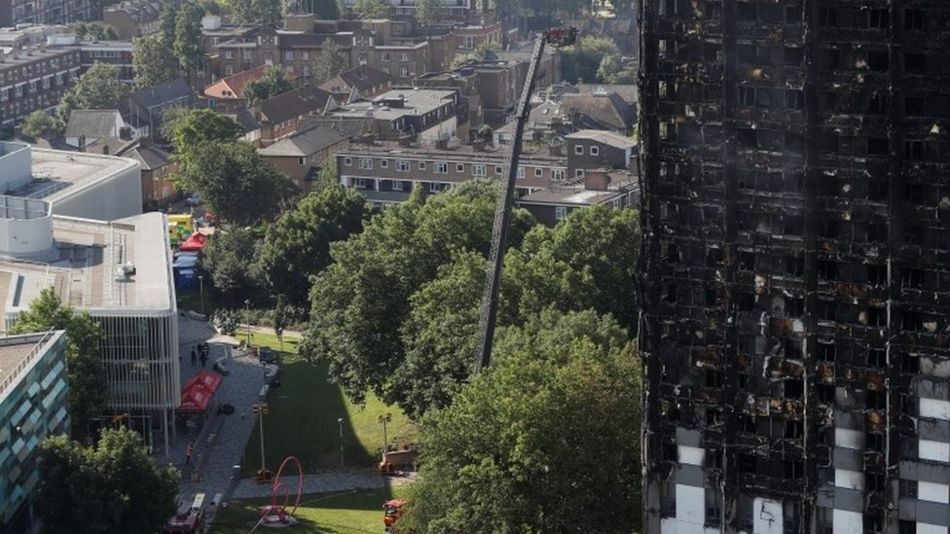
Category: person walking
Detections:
[
  {"x1": 190, "y1": 348, "x2": 197, "y2": 367},
  {"x1": 200, "y1": 348, "x2": 208, "y2": 368},
  {"x1": 185, "y1": 443, "x2": 193, "y2": 466}
]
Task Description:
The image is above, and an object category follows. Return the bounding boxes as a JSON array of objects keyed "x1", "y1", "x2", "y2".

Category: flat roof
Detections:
[
  {"x1": 335, "y1": 141, "x2": 566, "y2": 165},
  {"x1": 519, "y1": 188, "x2": 622, "y2": 206},
  {"x1": 0, "y1": 331, "x2": 64, "y2": 399},
  {"x1": 564, "y1": 129, "x2": 636, "y2": 149},
  {"x1": 18, "y1": 147, "x2": 138, "y2": 203},
  {"x1": 330, "y1": 89, "x2": 455, "y2": 121},
  {"x1": 0, "y1": 212, "x2": 173, "y2": 321}
]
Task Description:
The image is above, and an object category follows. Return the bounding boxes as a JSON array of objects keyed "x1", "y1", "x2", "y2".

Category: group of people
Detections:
[{"x1": 190, "y1": 342, "x2": 211, "y2": 367}]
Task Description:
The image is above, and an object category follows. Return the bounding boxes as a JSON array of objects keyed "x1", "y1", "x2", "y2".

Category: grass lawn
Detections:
[
  {"x1": 210, "y1": 487, "x2": 406, "y2": 534},
  {"x1": 242, "y1": 332, "x2": 417, "y2": 475}
]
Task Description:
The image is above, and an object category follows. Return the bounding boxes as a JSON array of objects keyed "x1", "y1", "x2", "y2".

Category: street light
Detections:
[
  {"x1": 377, "y1": 413, "x2": 392, "y2": 454},
  {"x1": 244, "y1": 299, "x2": 252, "y2": 348},
  {"x1": 198, "y1": 275, "x2": 205, "y2": 316},
  {"x1": 337, "y1": 417, "x2": 344, "y2": 468}
]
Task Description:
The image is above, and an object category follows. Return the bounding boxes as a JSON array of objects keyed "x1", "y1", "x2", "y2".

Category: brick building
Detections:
[{"x1": 0, "y1": 46, "x2": 80, "y2": 128}]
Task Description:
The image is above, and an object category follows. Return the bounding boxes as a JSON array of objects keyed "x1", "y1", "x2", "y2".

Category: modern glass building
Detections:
[{"x1": 0, "y1": 330, "x2": 68, "y2": 533}]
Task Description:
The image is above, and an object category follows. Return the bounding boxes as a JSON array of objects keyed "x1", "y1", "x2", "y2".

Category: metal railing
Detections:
[{"x1": 0, "y1": 328, "x2": 57, "y2": 397}]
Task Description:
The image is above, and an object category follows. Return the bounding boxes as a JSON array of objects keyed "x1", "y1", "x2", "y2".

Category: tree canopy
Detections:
[
  {"x1": 200, "y1": 227, "x2": 262, "y2": 306},
  {"x1": 560, "y1": 35, "x2": 621, "y2": 83},
  {"x1": 225, "y1": 0, "x2": 284, "y2": 26},
  {"x1": 35, "y1": 427, "x2": 180, "y2": 534},
  {"x1": 244, "y1": 65, "x2": 293, "y2": 105},
  {"x1": 353, "y1": 0, "x2": 392, "y2": 18},
  {"x1": 401, "y1": 309, "x2": 642, "y2": 532},
  {"x1": 414, "y1": 0, "x2": 442, "y2": 26},
  {"x1": 387, "y1": 205, "x2": 640, "y2": 417},
  {"x1": 257, "y1": 183, "x2": 366, "y2": 308},
  {"x1": 20, "y1": 110, "x2": 62, "y2": 140},
  {"x1": 165, "y1": 108, "x2": 244, "y2": 172},
  {"x1": 312, "y1": 39, "x2": 345, "y2": 84},
  {"x1": 10, "y1": 288, "x2": 107, "y2": 441},
  {"x1": 173, "y1": 2, "x2": 205, "y2": 80},
  {"x1": 176, "y1": 140, "x2": 297, "y2": 226},
  {"x1": 302, "y1": 180, "x2": 534, "y2": 403},
  {"x1": 57, "y1": 64, "x2": 129, "y2": 123},
  {"x1": 133, "y1": 33, "x2": 179, "y2": 88},
  {"x1": 69, "y1": 21, "x2": 118, "y2": 41}
]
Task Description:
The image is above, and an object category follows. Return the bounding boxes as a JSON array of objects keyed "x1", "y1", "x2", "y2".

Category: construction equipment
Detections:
[{"x1": 474, "y1": 27, "x2": 578, "y2": 371}]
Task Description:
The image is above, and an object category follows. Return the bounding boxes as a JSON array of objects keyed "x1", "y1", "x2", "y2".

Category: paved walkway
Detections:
[{"x1": 230, "y1": 470, "x2": 414, "y2": 499}]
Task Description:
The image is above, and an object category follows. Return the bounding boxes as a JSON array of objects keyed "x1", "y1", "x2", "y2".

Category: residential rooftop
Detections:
[
  {"x1": 334, "y1": 140, "x2": 566, "y2": 164},
  {"x1": 329, "y1": 89, "x2": 456, "y2": 122},
  {"x1": 17, "y1": 147, "x2": 139, "y2": 204},
  {"x1": 564, "y1": 129, "x2": 636, "y2": 150},
  {"x1": 518, "y1": 188, "x2": 624, "y2": 206}
]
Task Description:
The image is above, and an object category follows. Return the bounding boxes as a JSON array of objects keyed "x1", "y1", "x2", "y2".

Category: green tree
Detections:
[
  {"x1": 353, "y1": 0, "x2": 392, "y2": 18},
  {"x1": 414, "y1": 0, "x2": 442, "y2": 25},
  {"x1": 243, "y1": 65, "x2": 293, "y2": 105},
  {"x1": 302, "y1": 179, "x2": 534, "y2": 403},
  {"x1": 390, "y1": 250, "x2": 485, "y2": 418},
  {"x1": 401, "y1": 309, "x2": 641, "y2": 532},
  {"x1": 20, "y1": 110, "x2": 62, "y2": 139},
  {"x1": 160, "y1": 4, "x2": 178, "y2": 45},
  {"x1": 133, "y1": 33, "x2": 179, "y2": 88},
  {"x1": 560, "y1": 35, "x2": 620, "y2": 83},
  {"x1": 177, "y1": 141, "x2": 297, "y2": 225},
  {"x1": 450, "y1": 40, "x2": 500, "y2": 69},
  {"x1": 309, "y1": 0, "x2": 339, "y2": 19},
  {"x1": 257, "y1": 184, "x2": 365, "y2": 308},
  {"x1": 10, "y1": 288, "x2": 107, "y2": 441},
  {"x1": 200, "y1": 227, "x2": 261, "y2": 305},
  {"x1": 256, "y1": 0, "x2": 284, "y2": 27},
  {"x1": 597, "y1": 53, "x2": 636, "y2": 84},
  {"x1": 57, "y1": 63, "x2": 130, "y2": 123},
  {"x1": 165, "y1": 108, "x2": 243, "y2": 172},
  {"x1": 384, "y1": 205, "x2": 640, "y2": 417},
  {"x1": 69, "y1": 21, "x2": 118, "y2": 41},
  {"x1": 312, "y1": 39, "x2": 345, "y2": 84},
  {"x1": 174, "y1": 1, "x2": 205, "y2": 82},
  {"x1": 35, "y1": 428, "x2": 180, "y2": 534}
]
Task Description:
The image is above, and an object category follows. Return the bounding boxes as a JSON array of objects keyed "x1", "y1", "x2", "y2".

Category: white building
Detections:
[{"x1": 0, "y1": 141, "x2": 178, "y2": 454}]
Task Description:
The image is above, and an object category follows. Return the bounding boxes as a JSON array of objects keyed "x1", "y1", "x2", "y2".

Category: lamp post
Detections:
[
  {"x1": 198, "y1": 275, "x2": 205, "y2": 316},
  {"x1": 377, "y1": 413, "x2": 392, "y2": 454},
  {"x1": 244, "y1": 299, "x2": 251, "y2": 347},
  {"x1": 337, "y1": 417, "x2": 344, "y2": 468}
]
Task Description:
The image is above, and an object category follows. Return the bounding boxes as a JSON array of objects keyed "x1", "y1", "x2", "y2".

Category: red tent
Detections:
[
  {"x1": 177, "y1": 370, "x2": 222, "y2": 413},
  {"x1": 179, "y1": 232, "x2": 207, "y2": 252},
  {"x1": 183, "y1": 370, "x2": 221, "y2": 394},
  {"x1": 178, "y1": 383, "x2": 213, "y2": 413}
]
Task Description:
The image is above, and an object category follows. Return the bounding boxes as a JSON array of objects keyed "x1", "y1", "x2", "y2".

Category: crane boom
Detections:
[{"x1": 474, "y1": 28, "x2": 577, "y2": 372}]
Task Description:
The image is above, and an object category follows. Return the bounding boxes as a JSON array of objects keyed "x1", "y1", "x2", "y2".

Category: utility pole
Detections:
[
  {"x1": 337, "y1": 417, "x2": 345, "y2": 468},
  {"x1": 253, "y1": 402, "x2": 269, "y2": 479},
  {"x1": 198, "y1": 274, "x2": 205, "y2": 315},
  {"x1": 378, "y1": 413, "x2": 392, "y2": 453}
]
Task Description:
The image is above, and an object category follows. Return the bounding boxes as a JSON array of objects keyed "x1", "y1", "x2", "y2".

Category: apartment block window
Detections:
[
  {"x1": 418, "y1": 161, "x2": 427, "y2": 170},
  {"x1": 905, "y1": 9, "x2": 925, "y2": 31},
  {"x1": 359, "y1": 158, "x2": 373, "y2": 170},
  {"x1": 224, "y1": 50, "x2": 234, "y2": 59},
  {"x1": 868, "y1": 9, "x2": 889, "y2": 29},
  {"x1": 242, "y1": 50, "x2": 252, "y2": 59},
  {"x1": 456, "y1": 163, "x2": 465, "y2": 173},
  {"x1": 225, "y1": 65, "x2": 234, "y2": 75},
  {"x1": 284, "y1": 50, "x2": 294, "y2": 60},
  {"x1": 427, "y1": 182, "x2": 441, "y2": 192},
  {"x1": 396, "y1": 160, "x2": 410, "y2": 172},
  {"x1": 14, "y1": 85, "x2": 22, "y2": 97},
  {"x1": 555, "y1": 206, "x2": 567, "y2": 220},
  {"x1": 552, "y1": 169, "x2": 565, "y2": 181},
  {"x1": 435, "y1": 162, "x2": 448, "y2": 174},
  {"x1": 517, "y1": 167, "x2": 525, "y2": 179},
  {"x1": 302, "y1": 51, "x2": 310, "y2": 60},
  {"x1": 298, "y1": 157, "x2": 305, "y2": 166},
  {"x1": 495, "y1": 165, "x2": 503, "y2": 174},
  {"x1": 400, "y1": 52, "x2": 409, "y2": 61},
  {"x1": 391, "y1": 180, "x2": 404, "y2": 191},
  {"x1": 358, "y1": 54, "x2": 367, "y2": 66},
  {"x1": 400, "y1": 65, "x2": 409, "y2": 78},
  {"x1": 472, "y1": 164, "x2": 486, "y2": 176},
  {"x1": 462, "y1": 36, "x2": 474, "y2": 49},
  {"x1": 574, "y1": 144, "x2": 584, "y2": 155},
  {"x1": 343, "y1": 157, "x2": 352, "y2": 166},
  {"x1": 380, "y1": 159, "x2": 389, "y2": 168},
  {"x1": 353, "y1": 178, "x2": 366, "y2": 188},
  {"x1": 590, "y1": 145, "x2": 600, "y2": 156},
  {"x1": 575, "y1": 169, "x2": 585, "y2": 178}
]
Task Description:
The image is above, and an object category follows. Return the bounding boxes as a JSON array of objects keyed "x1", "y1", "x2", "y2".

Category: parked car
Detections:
[{"x1": 258, "y1": 347, "x2": 277, "y2": 364}]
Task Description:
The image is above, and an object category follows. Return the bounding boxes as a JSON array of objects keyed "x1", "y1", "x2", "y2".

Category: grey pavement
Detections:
[{"x1": 230, "y1": 470, "x2": 414, "y2": 499}]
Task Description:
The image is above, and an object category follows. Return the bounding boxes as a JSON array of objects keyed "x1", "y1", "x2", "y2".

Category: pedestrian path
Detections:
[{"x1": 230, "y1": 470, "x2": 414, "y2": 500}]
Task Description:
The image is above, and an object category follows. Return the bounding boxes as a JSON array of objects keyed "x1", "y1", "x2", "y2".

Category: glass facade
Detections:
[{"x1": 0, "y1": 331, "x2": 68, "y2": 532}]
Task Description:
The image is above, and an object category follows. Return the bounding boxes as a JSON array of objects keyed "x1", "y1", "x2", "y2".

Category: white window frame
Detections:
[
  {"x1": 534, "y1": 168, "x2": 543, "y2": 177},
  {"x1": 418, "y1": 161, "x2": 427, "y2": 170},
  {"x1": 517, "y1": 167, "x2": 525, "y2": 179},
  {"x1": 435, "y1": 162, "x2": 448, "y2": 174},
  {"x1": 552, "y1": 169, "x2": 565, "y2": 181},
  {"x1": 284, "y1": 50, "x2": 294, "y2": 60},
  {"x1": 472, "y1": 164, "x2": 486, "y2": 176},
  {"x1": 574, "y1": 144, "x2": 584, "y2": 155},
  {"x1": 380, "y1": 159, "x2": 389, "y2": 168},
  {"x1": 575, "y1": 169, "x2": 585, "y2": 178},
  {"x1": 391, "y1": 180, "x2": 404, "y2": 191},
  {"x1": 396, "y1": 160, "x2": 410, "y2": 172},
  {"x1": 359, "y1": 158, "x2": 373, "y2": 170},
  {"x1": 590, "y1": 145, "x2": 600, "y2": 156},
  {"x1": 456, "y1": 163, "x2": 465, "y2": 173},
  {"x1": 298, "y1": 157, "x2": 305, "y2": 166},
  {"x1": 555, "y1": 206, "x2": 568, "y2": 220},
  {"x1": 343, "y1": 156, "x2": 353, "y2": 166},
  {"x1": 353, "y1": 178, "x2": 367, "y2": 188},
  {"x1": 400, "y1": 65, "x2": 410, "y2": 78},
  {"x1": 427, "y1": 182, "x2": 441, "y2": 193}
]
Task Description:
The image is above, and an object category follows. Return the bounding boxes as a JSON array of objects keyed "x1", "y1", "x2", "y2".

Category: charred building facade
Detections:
[{"x1": 639, "y1": 1, "x2": 950, "y2": 534}]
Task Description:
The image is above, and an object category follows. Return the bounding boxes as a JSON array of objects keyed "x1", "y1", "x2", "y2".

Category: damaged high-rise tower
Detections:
[{"x1": 638, "y1": 1, "x2": 950, "y2": 533}]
